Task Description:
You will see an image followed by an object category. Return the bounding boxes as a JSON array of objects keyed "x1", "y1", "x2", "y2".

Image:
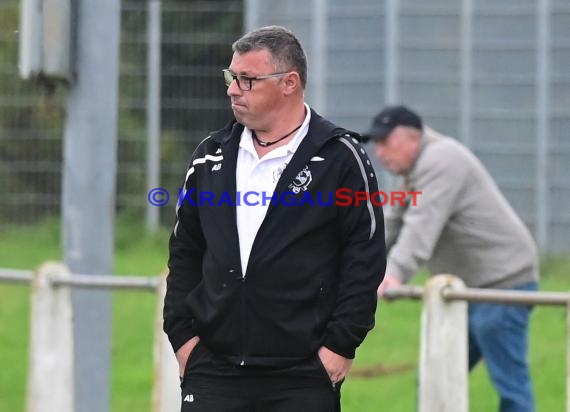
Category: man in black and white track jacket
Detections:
[{"x1": 164, "y1": 25, "x2": 386, "y2": 412}]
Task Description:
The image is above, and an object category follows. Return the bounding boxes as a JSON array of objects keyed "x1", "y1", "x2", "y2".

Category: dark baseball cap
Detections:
[{"x1": 362, "y1": 105, "x2": 423, "y2": 142}]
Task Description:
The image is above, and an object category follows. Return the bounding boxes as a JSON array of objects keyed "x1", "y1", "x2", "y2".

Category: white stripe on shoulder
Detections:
[
  {"x1": 338, "y1": 137, "x2": 376, "y2": 240},
  {"x1": 174, "y1": 135, "x2": 212, "y2": 237},
  {"x1": 184, "y1": 166, "x2": 195, "y2": 182},
  {"x1": 182, "y1": 136, "x2": 216, "y2": 182},
  {"x1": 192, "y1": 154, "x2": 223, "y2": 165},
  {"x1": 310, "y1": 156, "x2": 325, "y2": 161}
]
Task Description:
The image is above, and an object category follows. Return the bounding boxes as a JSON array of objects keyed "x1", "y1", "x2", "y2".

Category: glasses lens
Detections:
[{"x1": 222, "y1": 70, "x2": 234, "y2": 87}]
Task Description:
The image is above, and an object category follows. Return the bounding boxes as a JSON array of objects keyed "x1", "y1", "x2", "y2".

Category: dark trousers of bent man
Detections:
[{"x1": 179, "y1": 342, "x2": 342, "y2": 412}]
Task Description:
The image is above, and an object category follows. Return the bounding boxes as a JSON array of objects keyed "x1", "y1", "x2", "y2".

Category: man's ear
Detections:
[{"x1": 282, "y1": 72, "x2": 301, "y2": 95}]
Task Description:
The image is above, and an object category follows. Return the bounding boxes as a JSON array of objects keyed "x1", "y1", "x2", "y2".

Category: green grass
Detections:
[{"x1": 0, "y1": 217, "x2": 569, "y2": 411}]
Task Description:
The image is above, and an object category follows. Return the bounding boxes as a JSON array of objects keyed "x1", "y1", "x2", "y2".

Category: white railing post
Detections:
[
  {"x1": 152, "y1": 271, "x2": 180, "y2": 412},
  {"x1": 419, "y1": 275, "x2": 468, "y2": 412},
  {"x1": 26, "y1": 262, "x2": 74, "y2": 412}
]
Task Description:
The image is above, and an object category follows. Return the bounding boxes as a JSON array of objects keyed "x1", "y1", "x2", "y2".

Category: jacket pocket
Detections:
[
  {"x1": 181, "y1": 340, "x2": 203, "y2": 384},
  {"x1": 314, "y1": 353, "x2": 336, "y2": 391}
]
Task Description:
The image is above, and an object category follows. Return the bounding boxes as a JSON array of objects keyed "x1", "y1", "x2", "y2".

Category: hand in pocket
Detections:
[{"x1": 176, "y1": 336, "x2": 201, "y2": 378}]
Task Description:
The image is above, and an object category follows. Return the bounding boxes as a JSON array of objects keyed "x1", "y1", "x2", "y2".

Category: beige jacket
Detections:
[{"x1": 385, "y1": 127, "x2": 539, "y2": 288}]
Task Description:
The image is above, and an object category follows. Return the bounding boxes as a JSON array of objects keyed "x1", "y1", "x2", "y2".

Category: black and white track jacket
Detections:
[{"x1": 164, "y1": 109, "x2": 386, "y2": 367}]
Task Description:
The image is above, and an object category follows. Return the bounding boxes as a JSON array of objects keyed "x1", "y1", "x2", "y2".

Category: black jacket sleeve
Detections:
[
  {"x1": 163, "y1": 149, "x2": 206, "y2": 353},
  {"x1": 323, "y1": 140, "x2": 386, "y2": 359}
]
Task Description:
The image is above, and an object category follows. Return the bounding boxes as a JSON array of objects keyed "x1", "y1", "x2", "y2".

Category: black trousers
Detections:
[{"x1": 180, "y1": 342, "x2": 342, "y2": 412}]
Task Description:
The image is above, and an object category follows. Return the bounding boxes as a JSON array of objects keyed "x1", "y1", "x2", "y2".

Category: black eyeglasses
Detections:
[{"x1": 222, "y1": 69, "x2": 289, "y2": 91}]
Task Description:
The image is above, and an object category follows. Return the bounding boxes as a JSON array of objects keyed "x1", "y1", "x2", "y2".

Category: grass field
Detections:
[{"x1": 0, "y1": 216, "x2": 568, "y2": 411}]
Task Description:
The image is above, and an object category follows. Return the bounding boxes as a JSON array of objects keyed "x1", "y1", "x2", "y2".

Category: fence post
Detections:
[
  {"x1": 152, "y1": 270, "x2": 180, "y2": 412},
  {"x1": 419, "y1": 274, "x2": 468, "y2": 412},
  {"x1": 26, "y1": 262, "x2": 74, "y2": 412}
]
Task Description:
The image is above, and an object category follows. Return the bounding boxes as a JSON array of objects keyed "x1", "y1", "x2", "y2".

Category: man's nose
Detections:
[{"x1": 227, "y1": 79, "x2": 241, "y2": 97}]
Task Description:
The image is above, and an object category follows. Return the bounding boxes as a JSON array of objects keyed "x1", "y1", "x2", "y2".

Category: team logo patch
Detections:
[{"x1": 288, "y1": 166, "x2": 312, "y2": 194}]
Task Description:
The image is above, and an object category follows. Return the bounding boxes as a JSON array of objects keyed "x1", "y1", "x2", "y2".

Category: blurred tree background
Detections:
[{"x1": 0, "y1": 0, "x2": 243, "y2": 228}]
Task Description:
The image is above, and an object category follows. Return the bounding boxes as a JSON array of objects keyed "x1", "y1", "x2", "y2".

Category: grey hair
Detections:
[{"x1": 232, "y1": 25, "x2": 308, "y2": 89}]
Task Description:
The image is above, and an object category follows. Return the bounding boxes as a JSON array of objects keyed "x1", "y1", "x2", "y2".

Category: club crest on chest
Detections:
[{"x1": 288, "y1": 166, "x2": 312, "y2": 194}]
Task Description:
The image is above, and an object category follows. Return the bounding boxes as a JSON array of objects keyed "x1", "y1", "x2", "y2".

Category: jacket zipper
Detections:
[{"x1": 240, "y1": 275, "x2": 247, "y2": 366}]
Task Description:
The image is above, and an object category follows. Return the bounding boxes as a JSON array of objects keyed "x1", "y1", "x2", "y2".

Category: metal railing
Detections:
[
  {"x1": 385, "y1": 282, "x2": 570, "y2": 306},
  {"x1": 385, "y1": 275, "x2": 570, "y2": 412},
  {"x1": 0, "y1": 268, "x2": 33, "y2": 284},
  {"x1": 50, "y1": 272, "x2": 160, "y2": 291},
  {"x1": 1, "y1": 266, "x2": 569, "y2": 412},
  {"x1": 1, "y1": 262, "x2": 178, "y2": 412}
]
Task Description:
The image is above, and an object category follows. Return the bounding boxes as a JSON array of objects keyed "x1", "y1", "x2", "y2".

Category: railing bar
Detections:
[
  {"x1": 443, "y1": 288, "x2": 569, "y2": 306},
  {"x1": 51, "y1": 279, "x2": 159, "y2": 291},
  {"x1": 0, "y1": 269, "x2": 34, "y2": 284},
  {"x1": 383, "y1": 285, "x2": 424, "y2": 300},
  {"x1": 50, "y1": 273, "x2": 160, "y2": 291},
  {"x1": 383, "y1": 285, "x2": 570, "y2": 306},
  {"x1": 1, "y1": 269, "x2": 567, "y2": 306}
]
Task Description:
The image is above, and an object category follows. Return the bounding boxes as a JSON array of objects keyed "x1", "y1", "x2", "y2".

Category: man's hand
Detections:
[
  {"x1": 317, "y1": 346, "x2": 353, "y2": 384},
  {"x1": 175, "y1": 336, "x2": 200, "y2": 378},
  {"x1": 377, "y1": 274, "x2": 402, "y2": 299}
]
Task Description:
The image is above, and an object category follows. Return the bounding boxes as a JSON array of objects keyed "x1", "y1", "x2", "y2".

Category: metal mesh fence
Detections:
[
  {"x1": 253, "y1": 0, "x2": 570, "y2": 253},
  {"x1": 0, "y1": 0, "x2": 243, "y2": 228},
  {"x1": 0, "y1": 0, "x2": 65, "y2": 226}
]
